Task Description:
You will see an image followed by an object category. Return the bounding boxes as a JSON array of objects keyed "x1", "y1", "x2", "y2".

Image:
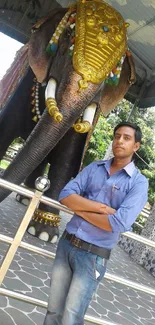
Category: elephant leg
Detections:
[
  {"x1": 27, "y1": 128, "x2": 87, "y2": 243},
  {"x1": 0, "y1": 68, "x2": 35, "y2": 161},
  {"x1": 16, "y1": 158, "x2": 48, "y2": 206}
]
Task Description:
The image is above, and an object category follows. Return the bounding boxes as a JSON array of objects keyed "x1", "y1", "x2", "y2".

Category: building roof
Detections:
[{"x1": 1, "y1": 0, "x2": 155, "y2": 108}]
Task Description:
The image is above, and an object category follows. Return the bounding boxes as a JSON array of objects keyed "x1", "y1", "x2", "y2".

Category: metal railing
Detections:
[{"x1": 0, "y1": 178, "x2": 155, "y2": 325}]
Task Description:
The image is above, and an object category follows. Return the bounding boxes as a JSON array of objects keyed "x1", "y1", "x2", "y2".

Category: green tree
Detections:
[
  {"x1": 141, "y1": 168, "x2": 155, "y2": 205},
  {"x1": 83, "y1": 115, "x2": 113, "y2": 166}
]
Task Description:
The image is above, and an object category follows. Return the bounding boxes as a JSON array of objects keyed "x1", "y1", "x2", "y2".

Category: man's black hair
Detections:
[{"x1": 114, "y1": 121, "x2": 142, "y2": 143}]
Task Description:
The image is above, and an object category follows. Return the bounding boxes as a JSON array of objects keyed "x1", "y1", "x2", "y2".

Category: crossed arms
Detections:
[
  {"x1": 60, "y1": 194, "x2": 116, "y2": 232},
  {"x1": 59, "y1": 162, "x2": 148, "y2": 233}
]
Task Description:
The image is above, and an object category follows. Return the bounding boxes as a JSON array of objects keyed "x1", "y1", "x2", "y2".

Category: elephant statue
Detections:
[{"x1": 0, "y1": 0, "x2": 136, "y2": 243}]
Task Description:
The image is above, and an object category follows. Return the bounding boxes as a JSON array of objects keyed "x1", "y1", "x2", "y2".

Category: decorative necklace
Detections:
[
  {"x1": 31, "y1": 78, "x2": 42, "y2": 123},
  {"x1": 46, "y1": 7, "x2": 76, "y2": 57}
]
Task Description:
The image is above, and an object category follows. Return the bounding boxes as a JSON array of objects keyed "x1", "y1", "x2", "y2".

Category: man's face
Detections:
[{"x1": 112, "y1": 126, "x2": 140, "y2": 159}]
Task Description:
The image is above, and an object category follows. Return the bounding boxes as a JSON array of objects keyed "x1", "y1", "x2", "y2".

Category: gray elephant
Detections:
[{"x1": 0, "y1": 0, "x2": 136, "y2": 242}]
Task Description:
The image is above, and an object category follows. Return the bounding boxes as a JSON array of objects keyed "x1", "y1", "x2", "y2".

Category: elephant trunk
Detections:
[{"x1": 0, "y1": 71, "x2": 99, "y2": 202}]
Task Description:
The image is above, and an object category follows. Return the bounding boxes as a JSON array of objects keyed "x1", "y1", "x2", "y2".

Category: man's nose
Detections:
[{"x1": 117, "y1": 136, "x2": 123, "y2": 143}]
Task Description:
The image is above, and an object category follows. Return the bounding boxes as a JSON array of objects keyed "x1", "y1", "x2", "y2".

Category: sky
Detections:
[{"x1": 0, "y1": 32, "x2": 23, "y2": 80}]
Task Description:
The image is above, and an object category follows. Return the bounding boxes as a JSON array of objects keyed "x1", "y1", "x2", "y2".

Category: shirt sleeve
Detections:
[
  {"x1": 58, "y1": 162, "x2": 95, "y2": 201},
  {"x1": 108, "y1": 177, "x2": 148, "y2": 233}
]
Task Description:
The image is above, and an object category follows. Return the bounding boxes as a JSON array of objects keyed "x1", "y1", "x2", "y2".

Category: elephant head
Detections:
[{"x1": 0, "y1": 0, "x2": 136, "y2": 201}]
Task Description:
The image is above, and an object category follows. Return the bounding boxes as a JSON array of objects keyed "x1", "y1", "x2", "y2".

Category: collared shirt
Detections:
[{"x1": 59, "y1": 159, "x2": 148, "y2": 249}]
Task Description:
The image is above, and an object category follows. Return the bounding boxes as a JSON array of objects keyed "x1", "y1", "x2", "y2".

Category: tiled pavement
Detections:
[{"x1": 0, "y1": 194, "x2": 155, "y2": 325}]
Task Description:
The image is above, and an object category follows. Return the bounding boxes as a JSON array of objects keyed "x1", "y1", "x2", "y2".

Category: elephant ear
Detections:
[
  {"x1": 28, "y1": 8, "x2": 67, "y2": 83},
  {"x1": 0, "y1": 44, "x2": 29, "y2": 111},
  {"x1": 99, "y1": 54, "x2": 136, "y2": 117}
]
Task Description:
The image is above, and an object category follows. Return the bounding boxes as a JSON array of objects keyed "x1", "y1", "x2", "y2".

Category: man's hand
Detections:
[{"x1": 99, "y1": 205, "x2": 116, "y2": 215}]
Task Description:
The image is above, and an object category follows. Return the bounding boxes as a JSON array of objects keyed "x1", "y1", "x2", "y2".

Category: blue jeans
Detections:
[{"x1": 43, "y1": 238, "x2": 107, "y2": 325}]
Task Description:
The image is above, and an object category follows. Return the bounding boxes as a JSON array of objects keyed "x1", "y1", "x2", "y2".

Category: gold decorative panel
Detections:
[{"x1": 73, "y1": 0, "x2": 128, "y2": 89}]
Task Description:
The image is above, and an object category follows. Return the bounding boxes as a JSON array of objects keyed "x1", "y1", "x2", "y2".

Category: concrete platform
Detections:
[{"x1": 0, "y1": 193, "x2": 155, "y2": 325}]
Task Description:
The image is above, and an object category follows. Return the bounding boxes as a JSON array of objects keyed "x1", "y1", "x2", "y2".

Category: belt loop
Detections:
[{"x1": 88, "y1": 243, "x2": 92, "y2": 253}]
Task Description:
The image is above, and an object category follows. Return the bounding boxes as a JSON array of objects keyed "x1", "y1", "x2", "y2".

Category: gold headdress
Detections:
[{"x1": 73, "y1": 0, "x2": 128, "y2": 89}]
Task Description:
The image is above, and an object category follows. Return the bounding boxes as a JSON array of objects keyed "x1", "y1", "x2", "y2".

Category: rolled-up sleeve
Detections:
[
  {"x1": 108, "y1": 178, "x2": 148, "y2": 233},
  {"x1": 58, "y1": 162, "x2": 95, "y2": 202}
]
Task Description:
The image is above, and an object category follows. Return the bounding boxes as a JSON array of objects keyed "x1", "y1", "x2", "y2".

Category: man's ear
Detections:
[{"x1": 134, "y1": 142, "x2": 140, "y2": 152}]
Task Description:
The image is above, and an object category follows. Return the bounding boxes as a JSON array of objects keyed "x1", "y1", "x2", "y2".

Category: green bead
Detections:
[
  {"x1": 46, "y1": 44, "x2": 51, "y2": 54},
  {"x1": 68, "y1": 50, "x2": 73, "y2": 56}
]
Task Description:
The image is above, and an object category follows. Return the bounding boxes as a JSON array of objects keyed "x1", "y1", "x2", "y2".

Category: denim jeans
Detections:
[{"x1": 43, "y1": 237, "x2": 107, "y2": 325}]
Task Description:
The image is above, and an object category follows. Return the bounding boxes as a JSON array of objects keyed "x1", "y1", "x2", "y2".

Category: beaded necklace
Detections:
[{"x1": 31, "y1": 78, "x2": 41, "y2": 122}]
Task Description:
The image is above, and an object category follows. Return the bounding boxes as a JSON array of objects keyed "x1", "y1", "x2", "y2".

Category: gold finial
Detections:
[
  {"x1": 46, "y1": 98, "x2": 63, "y2": 122},
  {"x1": 73, "y1": 121, "x2": 91, "y2": 133},
  {"x1": 125, "y1": 22, "x2": 130, "y2": 28},
  {"x1": 32, "y1": 116, "x2": 38, "y2": 122},
  {"x1": 78, "y1": 79, "x2": 88, "y2": 90}
]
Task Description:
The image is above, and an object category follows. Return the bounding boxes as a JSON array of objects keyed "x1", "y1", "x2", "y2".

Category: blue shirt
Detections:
[{"x1": 59, "y1": 159, "x2": 148, "y2": 249}]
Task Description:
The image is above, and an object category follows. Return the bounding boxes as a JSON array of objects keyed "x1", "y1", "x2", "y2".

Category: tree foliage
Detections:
[{"x1": 83, "y1": 116, "x2": 113, "y2": 166}]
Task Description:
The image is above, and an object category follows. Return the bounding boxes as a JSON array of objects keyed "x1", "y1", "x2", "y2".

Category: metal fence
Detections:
[{"x1": 0, "y1": 178, "x2": 155, "y2": 325}]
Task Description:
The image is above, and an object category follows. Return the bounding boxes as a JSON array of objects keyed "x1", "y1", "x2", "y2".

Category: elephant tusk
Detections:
[
  {"x1": 73, "y1": 103, "x2": 97, "y2": 133},
  {"x1": 45, "y1": 78, "x2": 63, "y2": 122}
]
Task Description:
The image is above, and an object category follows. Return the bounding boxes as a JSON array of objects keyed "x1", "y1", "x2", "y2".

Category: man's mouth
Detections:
[{"x1": 114, "y1": 146, "x2": 124, "y2": 150}]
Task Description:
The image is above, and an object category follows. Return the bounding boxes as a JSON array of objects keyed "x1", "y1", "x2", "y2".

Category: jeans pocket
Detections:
[{"x1": 94, "y1": 256, "x2": 107, "y2": 282}]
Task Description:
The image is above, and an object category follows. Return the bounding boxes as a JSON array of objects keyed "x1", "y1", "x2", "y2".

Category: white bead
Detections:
[{"x1": 70, "y1": 23, "x2": 75, "y2": 29}]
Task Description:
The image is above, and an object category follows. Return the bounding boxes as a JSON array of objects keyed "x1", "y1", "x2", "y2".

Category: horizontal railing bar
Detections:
[
  {"x1": 0, "y1": 234, "x2": 55, "y2": 259},
  {"x1": 0, "y1": 178, "x2": 73, "y2": 215},
  {"x1": 0, "y1": 287, "x2": 47, "y2": 307},
  {"x1": 0, "y1": 288, "x2": 117, "y2": 325},
  {"x1": 133, "y1": 222, "x2": 143, "y2": 229},
  {"x1": 1, "y1": 234, "x2": 155, "y2": 297},
  {"x1": 105, "y1": 272, "x2": 155, "y2": 296},
  {"x1": 122, "y1": 231, "x2": 155, "y2": 248},
  {"x1": 85, "y1": 316, "x2": 117, "y2": 325}
]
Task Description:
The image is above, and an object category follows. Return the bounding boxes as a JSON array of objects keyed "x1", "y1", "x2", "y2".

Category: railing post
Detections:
[{"x1": 0, "y1": 189, "x2": 42, "y2": 285}]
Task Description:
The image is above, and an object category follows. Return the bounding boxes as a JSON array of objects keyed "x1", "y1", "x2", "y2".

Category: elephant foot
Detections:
[
  {"x1": 27, "y1": 208, "x2": 60, "y2": 243},
  {"x1": 16, "y1": 194, "x2": 30, "y2": 206}
]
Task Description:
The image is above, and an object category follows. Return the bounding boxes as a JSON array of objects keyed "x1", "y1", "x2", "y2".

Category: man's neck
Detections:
[{"x1": 110, "y1": 157, "x2": 132, "y2": 175}]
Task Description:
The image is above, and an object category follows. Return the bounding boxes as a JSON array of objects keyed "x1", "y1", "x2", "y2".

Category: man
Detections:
[{"x1": 43, "y1": 121, "x2": 148, "y2": 325}]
